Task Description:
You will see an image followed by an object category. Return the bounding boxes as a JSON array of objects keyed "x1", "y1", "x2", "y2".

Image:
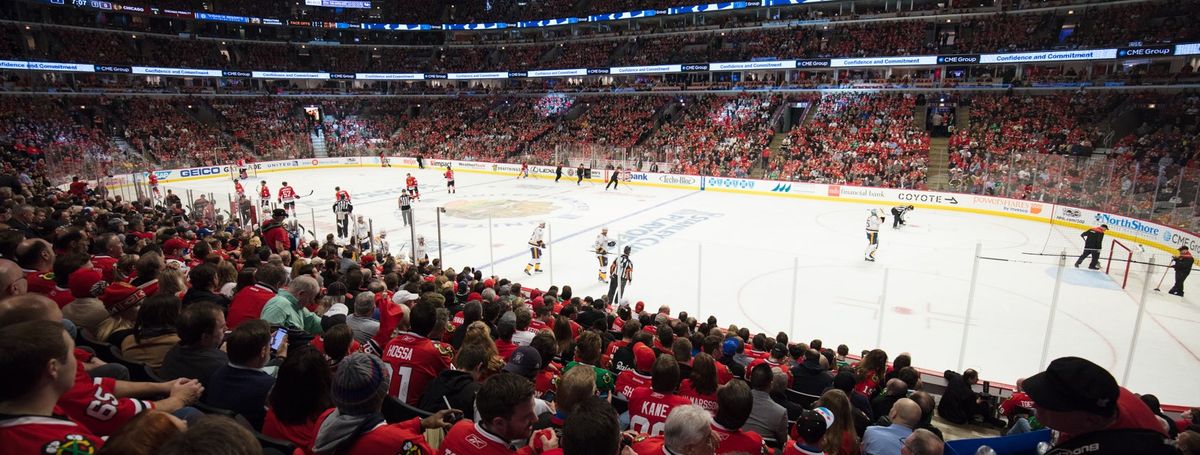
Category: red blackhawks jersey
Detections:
[
  {"x1": 24, "y1": 269, "x2": 56, "y2": 295},
  {"x1": 627, "y1": 387, "x2": 691, "y2": 436},
  {"x1": 439, "y1": 420, "x2": 536, "y2": 455},
  {"x1": 336, "y1": 189, "x2": 351, "y2": 201},
  {"x1": 91, "y1": 255, "x2": 118, "y2": 281},
  {"x1": 713, "y1": 422, "x2": 767, "y2": 455},
  {"x1": 234, "y1": 181, "x2": 244, "y2": 195},
  {"x1": 148, "y1": 174, "x2": 158, "y2": 186},
  {"x1": 406, "y1": 176, "x2": 418, "y2": 189},
  {"x1": 444, "y1": 169, "x2": 454, "y2": 181},
  {"x1": 260, "y1": 184, "x2": 271, "y2": 199},
  {"x1": 315, "y1": 410, "x2": 432, "y2": 455},
  {"x1": 382, "y1": 332, "x2": 453, "y2": 405},
  {"x1": 58, "y1": 359, "x2": 154, "y2": 436},
  {"x1": 278, "y1": 185, "x2": 297, "y2": 202},
  {"x1": 678, "y1": 379, "x2": 718, "y2": 413},
  {"x1": 614, "y1": 369, "x2": 652, "y2": 401},
  {"x1": 0, "y1": 411, "x2": 105, "y2": 454}
]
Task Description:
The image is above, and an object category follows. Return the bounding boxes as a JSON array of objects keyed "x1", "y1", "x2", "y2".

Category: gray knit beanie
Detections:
[{"x1": 332, "y1": 353, "x2": 392, "y2": 415}]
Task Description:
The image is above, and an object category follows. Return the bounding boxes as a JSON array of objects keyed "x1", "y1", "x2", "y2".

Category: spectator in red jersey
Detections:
[
  {"x1": 631, "y1": 405, "x2": 718, "y2": 455},
  {"x1": 616, "y1": 342, "x2": 656, "y2": 402},
  {"x1": 382, "y1": 298, "x2": 453, "y2": 406},
  {"x1": 0, "y1": 293, "x2": 203, "y2": 436},
  {"x1": 783, "y1": 408, "x2": 835, "y2": 455},
  {"x1": 0, "y1": 320, "x2": 105, "y2": 453},
  {"x1": 91, "y1": 232, "x2": 123, "y2": 281},
  {"x1": 420, "y1": 342, "x2": 491, "y2": 421},
  {"x1": 530, "y1": 331, "x2": 564, "y2": 399},
  {"x1": 853, "y1": 350, "x2": 888, "y2": 398},
  {"x1": 68, "y1": 176, "x2": 87, "y2": 198},
  {"x1": 1024, "y1": 356, "x2": 1176, "y2": 454},
  {"x1": 679, "y1": 353, "x2": 719, "y2": 414},
  {"x1": 814, "y1": 390, "x2": 860, "y2": 455},
  {"x1": 712, "y1": 380, "x2": 768, "y2": 455},
  {"x1": 313, "y1": 352, "x2": 458, "y2": 455},
  {"x1": 226, "y1": 263, "x2": 286, "y2": 329},
  {"x1": 440, "y1": 373, "x2": 558, "y2": 455},
  {"x1": 998, "y1": 378, "x2": 1038, "y2": 435},
  {"x1": 745, "y1": 363, "x2": 789, "y2": 447},
  {"x1": 628, "y1": 354, "x2": 692, "y2": 437},
  {"x1": 16, "y1": 238, "x2": 56, "y2": 295},
  {"x1": 263, "y1": 346, "x2": 333, "y2": 455},
  {"x1": 495, "y1": 311, "x2": 519, "y2": 360}
]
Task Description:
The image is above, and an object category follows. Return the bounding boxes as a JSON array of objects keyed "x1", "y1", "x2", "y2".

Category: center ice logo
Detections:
[{"x1": 443, "y1": 199, "x2": 557, "y2": 220}]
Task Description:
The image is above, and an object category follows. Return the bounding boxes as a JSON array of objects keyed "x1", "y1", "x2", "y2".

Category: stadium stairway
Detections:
[
  {"x1": 311, "y1": 131, "x2": 327, "y2": 158},
  {"x1": 923, "y1": 104, "x2": 956, "y2": 190}
]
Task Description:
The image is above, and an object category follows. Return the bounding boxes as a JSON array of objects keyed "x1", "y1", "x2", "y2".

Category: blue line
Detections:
[{"x1": 478, "y1": 190, "x2": 703, "y2": 269}]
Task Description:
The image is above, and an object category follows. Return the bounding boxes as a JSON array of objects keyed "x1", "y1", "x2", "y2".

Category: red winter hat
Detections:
[
  {"x1": 635, "y1": 301, "x2": 645, "y2": 314},
  {"x1": 101, "y1": 282, "x2": 147, "y2": 315},
  {"x1": 162, "y1": 238, "x2": 189, "y2": 254},
  {"x1": 68, "y1": 268, "x2": 106, "y2": 299},
  {"x1": 423, "y1": 275, "x2": 436, "y2": 283},
  {"x1": 634, "y1": 342, "x2": 656, "y2": 372},
  {"x1": 467, "y1": 292, "x2": 483, "y2": 303},
  {"x1": 483, "y1": 278, "x2": 495, "y2": 289},
  {"x1": 531, "y1": 296, "x2": 545, "y2": 310},
  {"x1": 529, "y1": 288, "x2": 542, "y2": 299}
]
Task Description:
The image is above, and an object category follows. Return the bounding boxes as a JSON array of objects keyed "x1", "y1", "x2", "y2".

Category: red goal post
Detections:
[{"x1": 1106, "y1": 238, "x2": 1134, "y2": 289}]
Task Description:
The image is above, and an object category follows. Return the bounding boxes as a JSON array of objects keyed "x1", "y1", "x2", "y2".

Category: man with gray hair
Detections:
[
  {"x1": 261, "y1": 275, "x2": 325, "y2": 334},
  {"x1": 632, "y1": 405, "x2": 718, "y2": 455},
  {"x1": 900, "y1": 428, "x2": 943, "y2": 455},
  {"x1": 347, "y1": 291, "x2": 380, "y2": 345}
]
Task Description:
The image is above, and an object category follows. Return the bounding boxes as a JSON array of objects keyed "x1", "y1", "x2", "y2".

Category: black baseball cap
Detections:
[
  {"x1": 794, "y1": 407, "x2": 834, "y2": 443},
  {"x1": 1023, "y1": 356, "x2": 1119, "y2": 417},
  {"x1": 502, "y1": 346, "x2": 542, "y2": 379},
  {"x1": 272, "y1": 208, "x2": 288, "y2": 218}
]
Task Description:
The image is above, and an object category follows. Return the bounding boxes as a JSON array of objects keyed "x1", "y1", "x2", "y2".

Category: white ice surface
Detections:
[{"x1": 164, "y1": 166, "x2": 1200, "y2": 406}]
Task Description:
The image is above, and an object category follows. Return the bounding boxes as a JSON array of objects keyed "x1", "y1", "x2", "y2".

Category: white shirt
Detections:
[
  {"x1": 529, "y1": 227, "x2": 544, "y2": 246},
  {"x1": 594, "y1": 233, "x2": 613, "y2": 252},
  {"x1": 866, "y1": 213, "x2": 881, "y2": 232}
]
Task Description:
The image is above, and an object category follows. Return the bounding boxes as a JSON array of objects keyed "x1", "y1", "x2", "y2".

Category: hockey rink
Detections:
[{"x1": 164, "y1": 166, "x2": 1200, "y2": 405}]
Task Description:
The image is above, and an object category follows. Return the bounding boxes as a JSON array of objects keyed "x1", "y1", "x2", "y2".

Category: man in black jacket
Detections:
[
  {"x1": 181, "y1": 263, "x2": 231, "y2": 310},
  {"x1": 1075, "y1": 224, "x2": 1108, "y2": 269},
  {"x1": 418, "y1": 342, "x2": 488, "y2": 420},
  {"x1": 937, "y1": 368, "x2": 1001, "y2": 427},
  {"x1": 790, "y1": 349, "x2": 833, "y2": 397},
  {"x1": 1169, "y1": 246, "x2": 1194, "y2": 296}
]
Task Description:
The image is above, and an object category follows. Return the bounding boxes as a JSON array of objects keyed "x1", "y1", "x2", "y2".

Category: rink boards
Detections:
[{"x1": 100, "y1": 155, "x2": 1194, "y2": 258}]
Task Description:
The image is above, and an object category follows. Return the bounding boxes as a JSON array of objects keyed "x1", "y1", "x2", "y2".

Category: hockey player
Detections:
[
  {"x1": 376, "y1": 232, "x2": 390, "y2": 258},
  {"x1": 234, "y1": 179, "x2": 244, "y2": 197},
  {"x1": 380, "y1": 151, "x2": 391, "y2": 167},
  {"x1": 278, "y1": 181, "x2": 298, "y2": 216},
  {"x1": 865, "y1": 209, "x2": 883, "y2": 262},
  {"x1": 890, "y1": 205, "x2": 914, "y2": 228},
  {"x1": 1075, "y1": 224, "x2": 1108, "y2": 269},
  {"x1": 594, "y1": 227, "x2": 615, "y2": 282},
  {"x1": 405, "y1": 173, "x2": 420, "y2": 201},
  {"x1": 236, "y1": 158, "x2": 248, "y2": 180},
  {"x1": 525, "y1": 222, "x2": 546, "y2": 275},
  {"x1": 415, "y1": 235, "x2": 429, "y2": 266},
  {"x1": 258, "y1": 181, "x2": 271, "y2": 209},
  {"x1": 606, "y1": 166, "x2": 621, "y2": 191},
  {"x1": 147, "y1": 170, "x2": 161, "y2": 199},
  {"x1": 355, "y1": 215, "x2": 371, "y2": 252},
  {"x1": 555, "y1": 164, "x2": 563, "y2": 182},
  {"x1": 334, "y1": 186, "x2": 351, "y2": 203},
  {"x1": 444, "y1": 165, "x2": 455, "y2": 194},
  {"x1": 577, "y1": 163, "x2": 585, "y2": 185},
  {"x1": 333, "y1": 193, "x2": 353, "y2": 239},
  {"x1": 519, "y1": 161, "x2": 530, "y2": 179},
  {"x1": 607, "y1": 246, "x2": 633, "y2": 303},
  {"x1": 1169, "y1": 245, "x2": 1193, "y2": 296}
]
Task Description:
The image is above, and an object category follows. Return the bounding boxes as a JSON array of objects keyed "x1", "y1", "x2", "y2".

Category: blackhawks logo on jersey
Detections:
[{"x1": 43, "y1": 434, "x2": 97, "y2": 455}]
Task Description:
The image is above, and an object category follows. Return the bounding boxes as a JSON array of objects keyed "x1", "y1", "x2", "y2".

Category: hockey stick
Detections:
[
  {"x1": 1154, "y1": 263, "x2": 1171, "y2": 291},
  {"x1": 299, "y1": 189, "x2": 315, "y2": 198}
]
